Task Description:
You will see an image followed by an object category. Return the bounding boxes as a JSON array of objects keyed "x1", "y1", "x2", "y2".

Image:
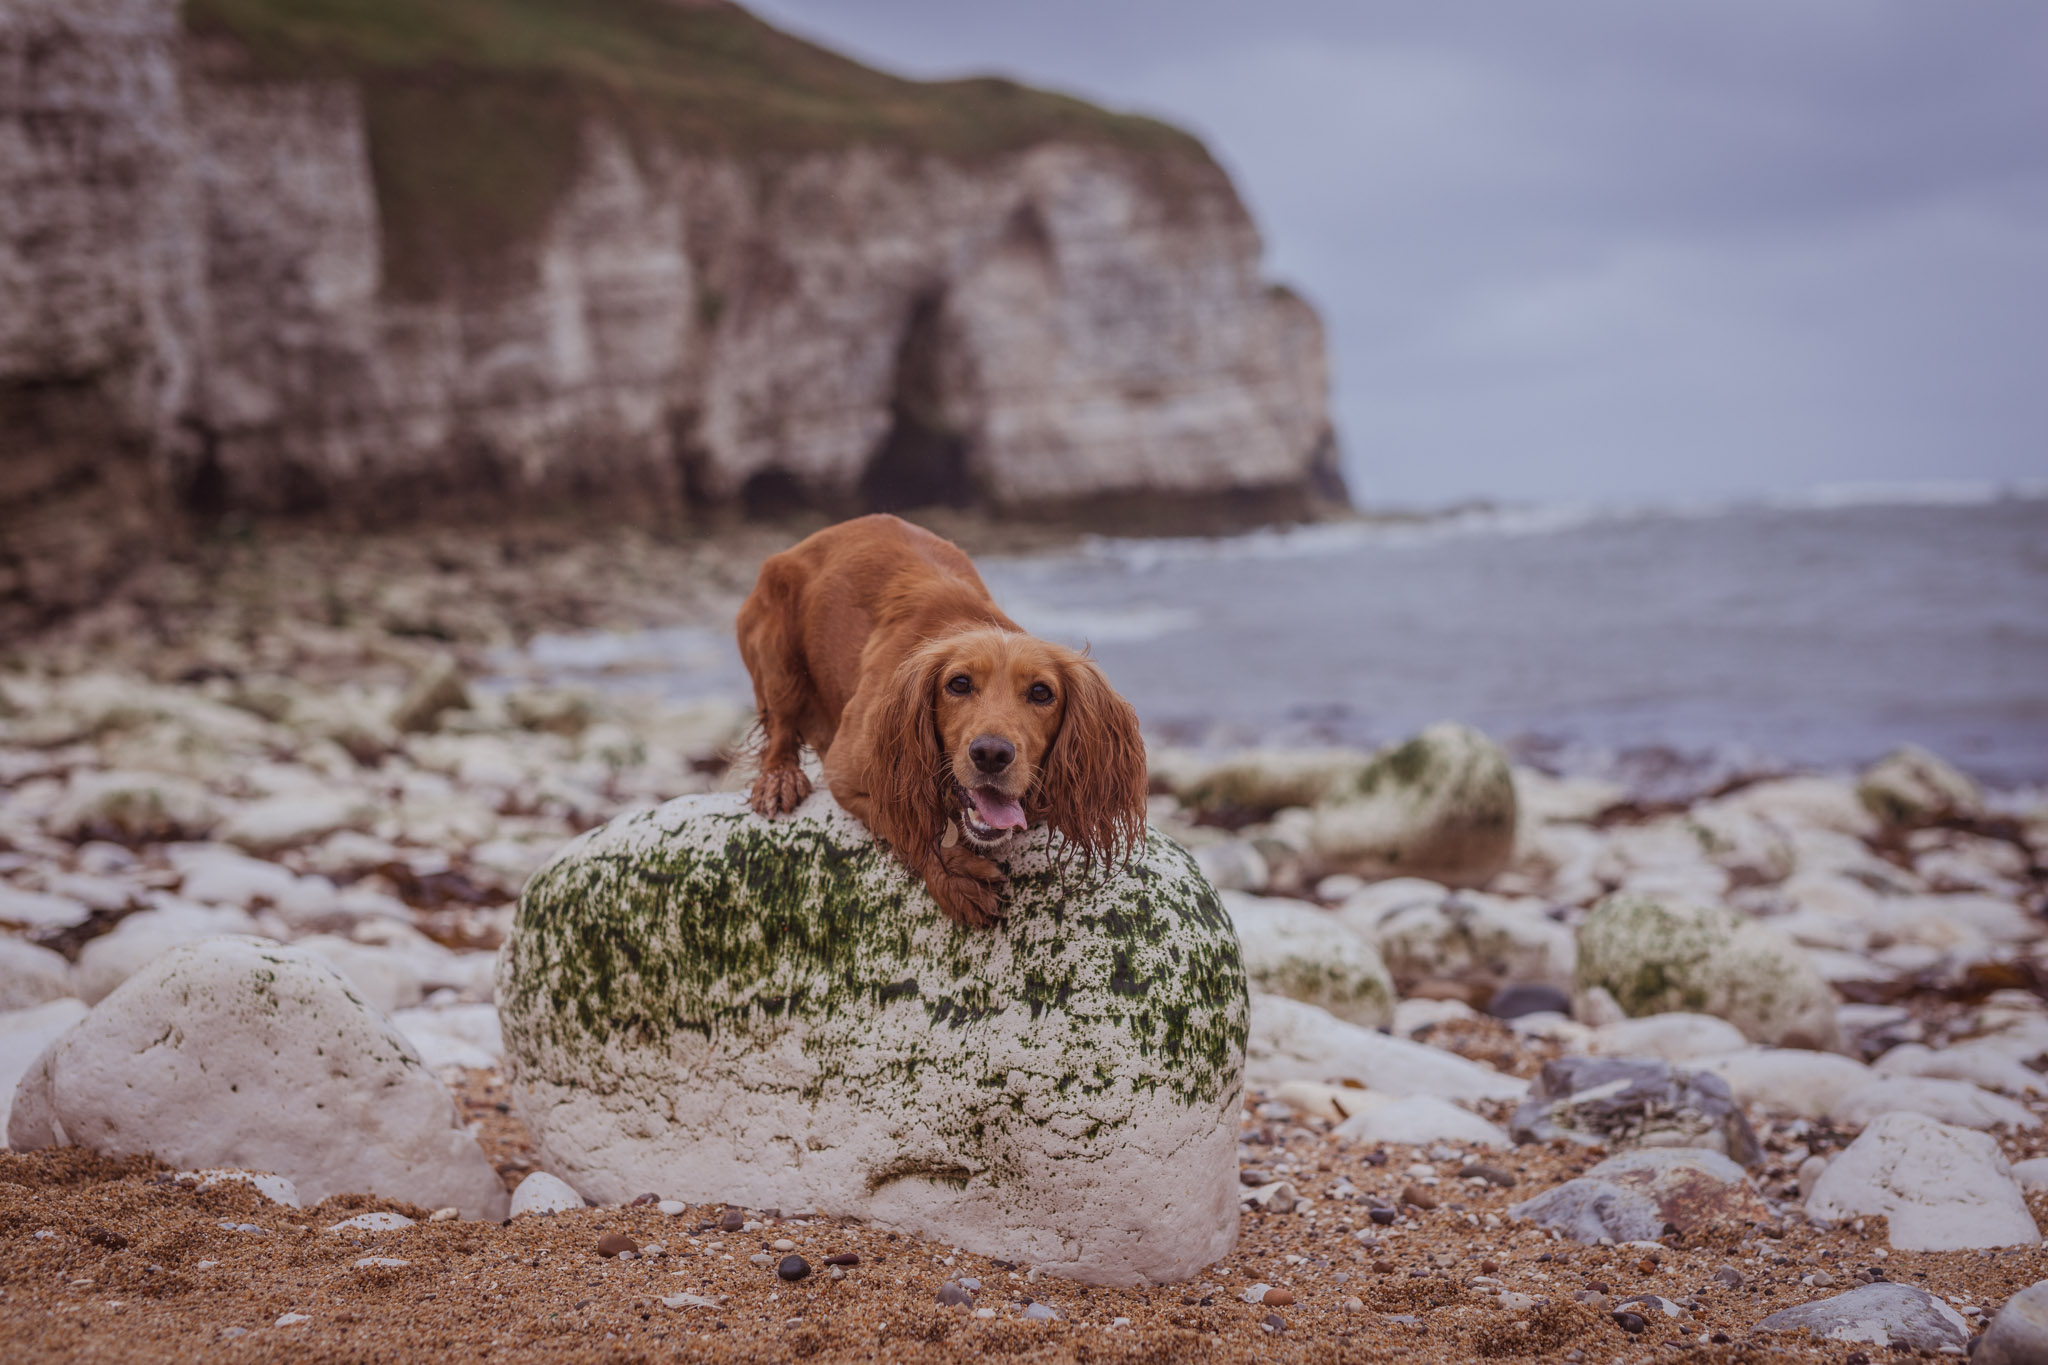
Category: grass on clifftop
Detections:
[{"x1": 185, "y1": 1, "x2": 1215, "y2": 296}]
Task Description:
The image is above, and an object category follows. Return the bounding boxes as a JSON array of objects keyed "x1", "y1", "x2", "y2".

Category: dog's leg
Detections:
[
  {"x1": 923, "y1": 847, "x2": 1009, "y2": 928},
  {"x1": 737, "y1": 562, "x2": 816, "y2": 818}
]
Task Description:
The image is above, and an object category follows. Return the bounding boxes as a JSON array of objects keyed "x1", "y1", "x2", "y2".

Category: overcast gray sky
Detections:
[{"x1": 750, "y1": 0, "x2": 2048, "y2": 508}]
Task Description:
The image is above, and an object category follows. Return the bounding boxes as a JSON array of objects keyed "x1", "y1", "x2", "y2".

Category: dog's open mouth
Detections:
[{"x1": 950, "y1": 782, "x2": 1028, "y2": 851}]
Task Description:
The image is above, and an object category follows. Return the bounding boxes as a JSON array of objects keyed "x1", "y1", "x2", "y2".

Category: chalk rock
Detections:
[
  {"x1": 2011, "y1": 1158, "x2": 2048, "y2": 1194},
  {"x1": 1693, "y1": 1048, "x2": 1873, "y2": 1121},
  {"x1": 0, "y1": 998, "x2": 89, "y2": 1139},
  {"x1": 1192, "y1": 839, "x2": 1269, "y2": 894},
  {"x1": 1223, "y1": 891, "x2": 1393, "y2": 1028},
  {"x1": 7, "y1": 936, "x2": 507, "y2": 1218},
  {"x1": 1574, "y1": 894, "x2": 1840, "y2": 1050},
  {"x1": 49, "y1": 770, "x2": 221, "y2": 843},
  {"x1": 294, "y1": 935, "x2": 428, "y2": 1014},
  {"x1": 1308, "y1": 724, "x2": 1518, "y2": 888},
  {"x1": 1757, "y1": 1283, "x2": 1970, "y2": 1353},
  {"x1": 1161, "y1": 747, "x2": 1368, "y2": 819},
  {"x1": 0, "y1": 938, "x2": 73, "y2": 1011},
  {"x1": 1509, "y1": 1148, "x2": 1770, "y2": 1244},
  {"x1": 497, "y1": 792, "x2": 1247, "y2": 1285},
  {"x1": 1586, "y1": 1013, "x2": 1749, "y2": 1064},
  {"x1": 0, "y1": 887, "x2": 93, "y2": 932},
  {"x1": 181, "y1": 1169, "x2": 301, "y2": 1207},
  {"x1": 1857, "y1": 745, "x2": 1982, "y2": 827},
  {"x1": 1332, "y1": 1095, "x2": 1508, "y2": 1149},
  {"x1": 1714, "y1": 776, "x2": 1877, "y2": 839},
  {"x1": 509, "y1": 1171, "x2": 584, "y2": 1217},
  {"x1": 1829, "y1": 1076, "x2": 2038, "y2": 1132},
  {"x1": 220, "y1": 792, "x2": 377, "y2": 854},
  {"x1": 1510, "y1": 1056, "x2": 1760, "y2": 1166},
  {"x1": 390, "y1": 1003, "x2": 504, "y2": 1071},
  {"x1": 1246, "y1": 993, "x2": 1526, "y2": 1103},
  {"x1": 1977, "y1": 1280, "x2": 2048, "y2": 1365},
  {"x1": 171, "y1": 847, "x2": 343, "y2": 930},
  {"x1": 1806, "y1": 1111, "x2": 2038, "y2": 1250},
  {"x1": 73, "y1": 903, "x2": 261, "y2": 1004},
  {"x1": 1342, "y1": 884, "x2": 1575, "y2": 991}
]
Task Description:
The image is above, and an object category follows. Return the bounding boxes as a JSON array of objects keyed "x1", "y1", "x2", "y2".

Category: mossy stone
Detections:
[{"x1": 497, "y1": 792, "x2": 1247, "y2": 1284}]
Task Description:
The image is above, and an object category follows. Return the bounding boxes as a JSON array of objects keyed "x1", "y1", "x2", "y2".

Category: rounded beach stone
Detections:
[
  {"x1": 7, "y1": 935, "x2": 507, "y2": 1219},
  {"x1": 1222, "y1": 890, "x2": 1394, "y2": 1028},
  {"x1": 496, "y1": 792, "x2": 1248, "y2": 1286},
  {"x1": 1805, "y1": 1110, "x2": 2039, "y2": 1251},
  {"x1": 1306, "y1": 722, "x2": 1518, "y2": 888},
  {"x1": 1574, "y1": 894, "x2": 1841, "y2": 1050}
]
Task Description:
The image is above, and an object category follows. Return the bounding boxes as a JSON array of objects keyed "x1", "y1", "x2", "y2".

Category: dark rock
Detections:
[
  {"x1": 1757, "y1": 1283, "x2": 1969, "y2": 1354},
  {"x1": 1463, "y1": 1164, "x2": 1518, "y2": 1188},
  {"x1": 1487, "y1": 983, "x2": 1571, "y2": 1020},
  {"x1": 1368, "y1": 1207, "x2": 1397, "y2": 1225},
  {"x1": 823, "y1": 1252, "x2": 859, "y2": 1266},
  {"x1": 1400, "y1": 1185, "x2": 1437, "y2": 1210},
  {"x1": 596, "y1": 1232, "x2": 638, "y2": 1258},
  {"x1": 84, "y1": 1226, "x2": 128, "y2": 1250},
  {"x1": 719, "y1": 1208, "x2": 745, "y2": 1231},
  {"x1": 1510, "y1": 1056, "x2": 1762, "y2": 1167},
  {"x1": 1261, "y1": 1312, "x2": 1286, "y2": 1331},
  {"x1": 1509, "y1": 1148, "x2": 1772, "y2": 1245},
  {"x1": 629, "y1": 1193, "x2": 660, "y2": 1206},
  {"x1": 1239, "y1": 1169, "x2": 1271, "y2": 1187},
  {"x1": 1613, "y1": 1311, "x2": 1646, "y2": 1334},
  {"x1": 777, "y1": 1255, "x2": 810, "y2": 1281}
]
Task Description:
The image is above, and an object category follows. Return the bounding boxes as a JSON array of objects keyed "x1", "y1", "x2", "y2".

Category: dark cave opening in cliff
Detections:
[{"x1": 859, "y1": 288, "x2": 975, "y2": 515}]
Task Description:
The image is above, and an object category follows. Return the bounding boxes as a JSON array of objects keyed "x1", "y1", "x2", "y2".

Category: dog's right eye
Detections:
[{"x1": 946, "y1": 674, "x2": 973, "y2": 696}]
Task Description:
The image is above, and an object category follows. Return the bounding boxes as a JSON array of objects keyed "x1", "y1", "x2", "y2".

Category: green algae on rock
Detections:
[
  {"x1": 497, "y1": 792, "x2": 1248, "y2": 1284},
  {"x1": 1574, "y1": 894, "x2": 1842, "y2": 1051}
]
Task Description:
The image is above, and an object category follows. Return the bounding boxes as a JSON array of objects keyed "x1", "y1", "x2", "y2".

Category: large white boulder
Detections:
[
  {"x1": 1245, "y1": 993, "x2": 1526, "y2": 1103},
  {"x1": 1693, "y1": 1048, "x2": 1873, "y2": 1121},
  {"x1": 1574, "y1": 894, "x2": 1841, "y2": 1049},
  {"x1": 497, "y1": 793, "x2": 1247, "y2": 1286},
  {"x1": 7, "y1": 936, "x2": 507, "y2": 1218},
  {"x1": 1586, "y1": 1013, "x2": 1749, "y2": 1063},
  {"x1": 1829, "y1": 1076, "x2": 2038, "y2": 1132},
  {"x1": 1222, "y1": 891, "x2": 1393, "y2": 1028},
  {"x1": 1806, "y1": 1111, "x2": 2038, "y2": 1251},
  {"x1": 1307, "y1": 723, "x2": 1518, "y2": 888},
  {"x1": 1331, "y1": 1095, "x2": 1508, "y2": 1148}
]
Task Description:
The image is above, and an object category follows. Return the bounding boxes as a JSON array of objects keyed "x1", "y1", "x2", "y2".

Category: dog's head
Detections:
[{"x1": 862, "y1": 627, "x2": 1147, "y2": 866}]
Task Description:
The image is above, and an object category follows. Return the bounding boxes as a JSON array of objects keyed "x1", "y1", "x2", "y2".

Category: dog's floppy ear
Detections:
[
  {"x1": 858, "y1": 639, "x2": 950, "y2": 860},
  {"x1": 1037, "y1": 653, "x2": 1148, "y2": 865}
]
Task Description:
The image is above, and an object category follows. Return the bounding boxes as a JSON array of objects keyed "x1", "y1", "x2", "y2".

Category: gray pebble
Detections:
[
  {"x1": 937, "y1": 1283, "x2": 973, "y2": 1307},
  {"x1": 777, "y1": 1255, "x2": 810, "y2": 1282},
  {"x1": 1022, "y1": 1302, "x2": 1058, "y2": 1321}
]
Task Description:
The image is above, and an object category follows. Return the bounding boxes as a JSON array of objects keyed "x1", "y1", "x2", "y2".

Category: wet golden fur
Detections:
[{"x1": 736, "y1": 515, "x2": 1147, "y2": 926}]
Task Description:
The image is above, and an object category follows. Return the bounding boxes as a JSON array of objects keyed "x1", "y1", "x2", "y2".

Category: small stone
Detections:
[
  {"x1": 353, "y1": 1257, "x2": 409, "y2": 1269},
  {"x1": 937, "y1": 1282, "x2": 973, "y2": 1307},
  {"x1": 656, "y1": 1200, "x2": 687, "y2": 1216},
  {"x1": 1263, "y1": 1287, "x2": 1294, "y2": 1306},
  {"x1": 1487, "y1": 983, "x2": 1572, "y2": 1020},
  {"x1": 974, "y1": 1307, "x2": 995, "y2": 1319},
  {"x1": 1711, "y1": 1266, "x2": 1743, "y2": 1289},
  {"x1": 1479, "y1": 1259, "x2": 1500, "y2": 1273},
  {"x1": 1613, "y1": 1311, "x2": 1646, "y2": 1334},
  {"x1": 1368, "y1": 1207, "x2": 1398, "y2": 1225},
  {"x1": 327, "y1": 1213, "x2": 415, "y2": 1234},
  {"x1": 771, "y1": 1238, "x2": 796, "y2": 1252},
  {"x1": 596, "y1": 1232, "x2": 638, "y2": 1258},
  {"x1": 719, "y1": 1208, "x2": 745, "y2": 1231},
  {"x1": 1022, "y1": 1302, "x2": 1058, "y2": 1321},
  {"x1": 1261, "y1": 1311, "x2": 1286, "y2": 1331},
  {"x1": 275, "y1": 1313, "x2": 311, "y2": 1327},
  {"x1": 1955, "y1": 1278, "x2": 2048, "y2": 1365},
  {"x1": 1809, "y1": 1269, "x2": 1835, "y2": 1288},
  {"x1": 1342, "y1": 1296, "x2": 1364, "y2": 1312},
  {"x1": 629, "y1": 1193, "x2": 660, "y2": 1207},
  {"x1": 429, "y1": 1208, "x2": 459, "y2": 1223},
  {"x1": 1400, "y1": 1184, "x2": 1437, "y2": 1209},
  {"x1": 749, "y1": 1253, "x2": 772, "y2": 1267},
  {"x1": 1241, "y1": 1282, "x2": 1274, "y2": 1304},
  {"x1": 777, "y1": 1255, "x2": 810, "y2": 1281},
  {"x1": 1498, "y1": 1291, "x2": 1537, "y2": 1313},
  {"x1": 823, "y1": 1252, "x2": 859, "y2": 1266},
  {"x1": 84, "y1": 1226, "x2": 128, "y2": 1250},
  {"x1": 1463, "y1": 1165, "x2": 1517, "y2": 1188}
]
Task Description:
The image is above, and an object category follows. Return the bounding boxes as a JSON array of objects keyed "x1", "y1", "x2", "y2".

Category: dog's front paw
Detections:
[
  {"x1": 749, "y1": 766, "x2": 812, "y2": 817},
  {"x1": 932, "y1": 875, "x2": 1006, "y2": 928}
]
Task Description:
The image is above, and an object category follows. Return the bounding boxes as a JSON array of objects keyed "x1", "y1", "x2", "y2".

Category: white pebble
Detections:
[
  {"x1": 275, "y1": 1313, "x2": 311, "y2": 1327},
  {"x1": 771, "y1": 1239, "x2": 796, "y2": 1252}
]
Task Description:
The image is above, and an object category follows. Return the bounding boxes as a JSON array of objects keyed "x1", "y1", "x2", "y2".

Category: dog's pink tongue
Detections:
[{"x1": 969, "y1": 787, "x2": 1027, "y2": 831}]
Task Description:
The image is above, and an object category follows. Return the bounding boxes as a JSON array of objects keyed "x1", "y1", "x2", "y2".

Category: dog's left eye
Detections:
[
  {"x1": 946, "y1": 675, "x2": 973, "y2": 696},
  {"x1": 1027, "y1": 682, "x2": 1054, "y2": 704}
]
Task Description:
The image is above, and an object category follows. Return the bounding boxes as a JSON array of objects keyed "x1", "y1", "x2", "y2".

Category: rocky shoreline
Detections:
[{"x1": 4, "y1": 529, "x2": 2047, "y2": 1361}]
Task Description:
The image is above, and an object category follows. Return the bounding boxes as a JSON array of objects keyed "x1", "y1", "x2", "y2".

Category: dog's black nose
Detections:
[{"x1": 969, "y1": 735, "x2": 1015, "y2": 774}]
